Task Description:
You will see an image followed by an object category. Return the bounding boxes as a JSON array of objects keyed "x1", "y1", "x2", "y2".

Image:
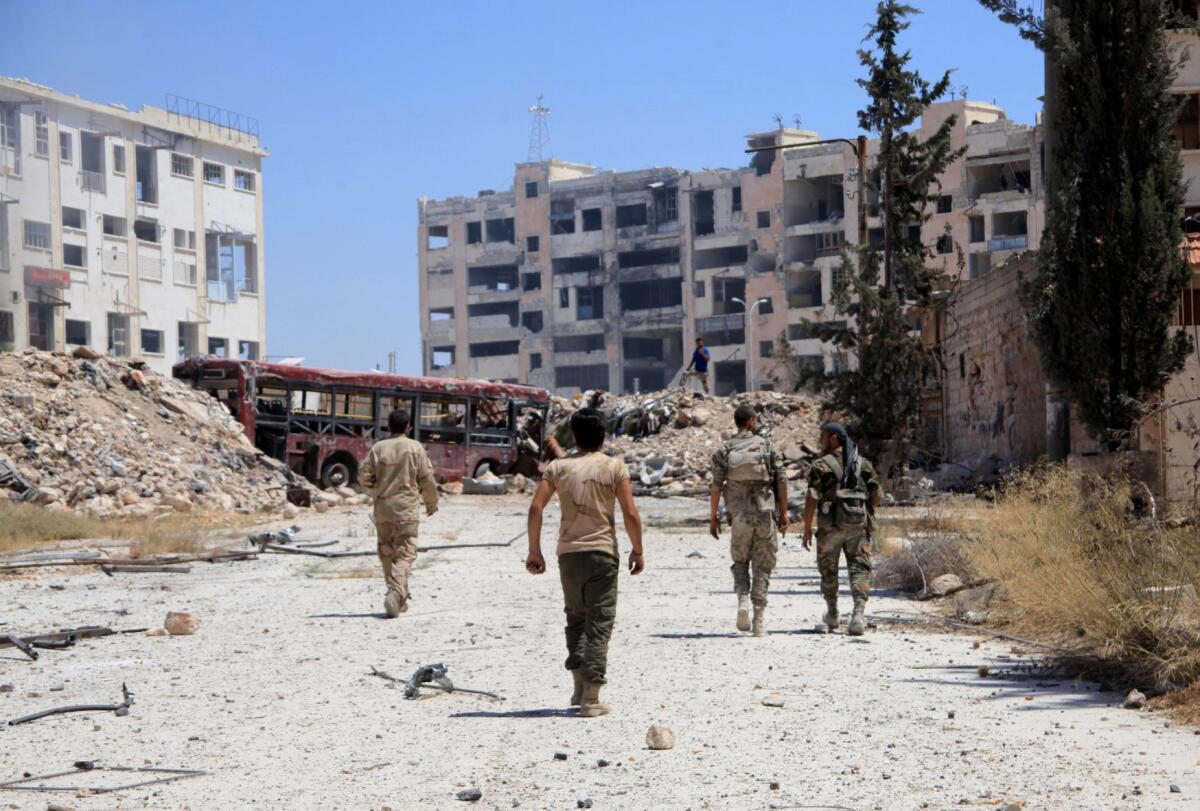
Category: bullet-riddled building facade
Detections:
[{"x1": 418, "y1": 99, "x2": 1043, "y2": 397}]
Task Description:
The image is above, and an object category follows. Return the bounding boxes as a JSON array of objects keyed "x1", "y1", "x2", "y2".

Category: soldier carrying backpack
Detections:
[{"x1": 801, "y1": 421, "x2": 882, "y2": 636}]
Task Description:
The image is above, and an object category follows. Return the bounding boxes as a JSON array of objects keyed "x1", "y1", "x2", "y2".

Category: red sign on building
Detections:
[{"x1": 24, "y1": 266, "x2": 71, "y2": 288}]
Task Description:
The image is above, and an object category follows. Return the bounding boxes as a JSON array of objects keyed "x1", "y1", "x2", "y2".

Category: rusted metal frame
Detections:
[
  {"x1": 0, "y1": 765, "x2": 206, "y2": 794},
  {"x1": 3, "y1": 635, "x2": 37, "y2": 660},
  {"x1": 8, "y1": 683, "x2": 133, "y2": 726}
]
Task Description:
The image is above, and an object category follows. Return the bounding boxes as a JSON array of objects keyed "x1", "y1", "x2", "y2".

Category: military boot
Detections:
[
  {"x1": 752, "y1": 606, "x2": 766, "y2": 637},
  {"x1": 816, "y1": 597, "x2": 838, "y2": 633},
  {"x1": 579, "y1": 682, "x2": 610, "y2": 718},
  {"x1": 847, "y1": 599, "x2": 867, "y2": 636},
  {"x1": 570, "y1": 669, "x2": 585, "y2": 707},
  {"x1": 736, "y1": 593, "x2": 751, "y2": 632},
  {"x1": 383, "y1": 592, "x2": 405, "y2": 619}
]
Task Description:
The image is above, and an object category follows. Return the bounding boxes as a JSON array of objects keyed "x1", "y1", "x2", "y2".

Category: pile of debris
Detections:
[
  {"x1": 548, "y1": 388, "x2": 824, "y2": 495},
  {"x1": 0, "y1": 350, "x2": 304, "y2": 519}
]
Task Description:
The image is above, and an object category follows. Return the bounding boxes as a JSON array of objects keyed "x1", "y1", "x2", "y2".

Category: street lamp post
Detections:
[{"x1": 731, "y1": 296, "x2": 772, "y2": 392}]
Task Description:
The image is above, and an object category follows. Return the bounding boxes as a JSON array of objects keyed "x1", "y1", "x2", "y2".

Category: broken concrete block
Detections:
[
  {"x1": 646, "y1": 724, "x2": 675, "y2": 750},
  {"x1": 927, "y1": 573, "x2": 966, "y2": 597},
  {"x1": 164, "y1": 611, "x2": 199, "y2": 636}
]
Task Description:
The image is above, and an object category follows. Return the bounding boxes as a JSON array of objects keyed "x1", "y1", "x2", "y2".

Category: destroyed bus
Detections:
[{"x1": 171, "y1": 358, "x2": 550, "y2": 488}]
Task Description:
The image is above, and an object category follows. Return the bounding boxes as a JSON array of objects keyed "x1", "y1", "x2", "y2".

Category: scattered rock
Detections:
[
  {"x1": 146, "y1": 628, "x2": 169, "y2": 638},
  {"x1": 927, "y1": 573, "x2": 966, "y2": 597},
  {"x1": 164, "y1": 611, "x2": 200, "y2": 636},
  {"x1": 1123, "y1": 689, "x2": 1147, "y2": 710},
  {"x1": 596, "y1": 759, "x2": 609, "y2": 768},
  {"x1": 977, "y1": 665, "x2": 990, "y2": 678},
  {"x1": 646, "y1": 724, "x2": 675, "y2": 750},
  {"x1": 282, "y1": 504, "x2": 300, "y2": 519},
  {"x1": 0, "y1": 684, "x2": 12, "y2": 693},
  {"x1": 1170, "y1": 784, "x2": 1181, "y2": 793},
  {"x1": 455, "y1": 788, "x2": 482, "y2": 802},
  {"x1": 761, "y1": 692, "x2": 786, "y2": 708},
  {"x1": 553, "y1": 752, "x2": 568, "y2": 761},
  {"x1": 576, "y1": 800, "x2": 592, "y2": 809},
  {"x1": 439, "y1": 481, "x2": 464, "y2": 495}
]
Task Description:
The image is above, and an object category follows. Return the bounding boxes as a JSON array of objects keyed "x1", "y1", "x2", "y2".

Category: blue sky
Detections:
[{"x1": 3, "y1": 0, "x2": 1042, "y2": 375}]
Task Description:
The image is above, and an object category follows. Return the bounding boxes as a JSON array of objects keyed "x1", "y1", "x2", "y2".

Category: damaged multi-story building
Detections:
[{"x1": 418, "y1": 98, "x2": 1041, "y2": 398}]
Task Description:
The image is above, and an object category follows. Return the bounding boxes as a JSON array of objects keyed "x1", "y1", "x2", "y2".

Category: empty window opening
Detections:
[
  {"x1": 203, "y1": 161, "x2": 224, "y2": 185},
  {"x1": 141, "y1": 329, "x2": 164, "y2": 355},
  {"x1": 103, "y1": 215, "x2": 126, "y2": 237},
  {"x1": 968, "y1": 160, "x2": 1031, "y2": 197},
  {"x1": 431, "y1": 346, "x2": 456, "y2": 370},
  {"x1": 576, "y1": 286, "x2": 605, "y2": 320},
  {"x1": 205, "y1": 231, "x2": 257, "y2": 300},
  {"x1": 617, "y1": 246, "x2": 679, "y2": 269},
  {"x1": 112, "y1": 144, "x2": 125, "y2": 174},
  {"x1": 582, "y1": 208, "x2": 602, "y2": 231},
  {"x1": 208, "y1": 337, "x2": 229, "y2": 358},
  {"x1": 239, "y1": 340, "x2": 260, "y2": 361},
  {"x1": 787, "y1": 323, "x2": 813, "y2": 341},
  {"x1": 756, "y1": 210, "x2": 771, "y2": 229},
  {"x1": 63, "y1": 243, "x2": 85, "y2": 268},
  {"x1": 759, "y1": 340, "x2": 774, "y2": 358},
  {"x1": 0, "y1": 310, "x2": 12, "y2": 346},
  {"x1": 551, "y1": 199, "x2": 576, "y2": 234},
  {"x1": 485, "y1": 217, "x2": 515, "y2": 243},
  {"x1": 135, "y1": 146, "x2": 157, "y2": 203},
  {"x1": 936, "y1": 194, "x2": 953, "y2": 214},
  {"x1": 992, "y1": 210, "x2": 1028, "y2": 239},
  {"x1": 653, "y1": 186, "x2": 678, "y2": 223},
  {"x1": 959, "y1": 352, "x2": 966, "y2": 379},
  {"x1": 171, "y1": 153, "x2": 194, "y2": 178},
  {"x1": 698, "y1": 328, "x2": 745, "y2": 347},
  {"x1": 107, "y1": 313, "x2": 131, "y2": 357},
  {"x1": 521, "y1": 311, "x2": 544, "y2": 333},
  {"x1": 787, "y1": 269, "x2": 822, "y2": 308},
  {"x1": 694, "y1": 190, "x2": 715, "y2": 235},
  {"x1": 968, "y1": 215, "x2": 985, "y2": 243},
  {"x1": 554, "y1": 334, "x2": 605, "y2": 354},
  {"x1": 757, "y1": 297, "x2": 774, "y2": 314},
  {"x1": 747, "y1": 250, "x2": 778, "y2": 275},
  {"x1": 559, "y1": 287, "x2": 570, "y2": 308},
  {"x1": 969, "y1": 252, "x2": 992, "y2": 279},
  {"x1": 174, "y1": 228, "x2": 197, "y2": 250},
  {"x1": 530, "y1": 352, "x2": 543, "y2": 370},
  {"x1": 466, "y1": 221, "x2": 482, "y2": 244},
  {"x1": 783, "y1": 176, "x2": 844, "y2": 226},
  {"x1": 470, "y1": 340, "x2": 520, "y2": 358},
  {"x1": 623, "y1": 336, "x2": 664, "y2": 360},
  {"x1": 62, "y1": 206, "x2": 85, "y2": 230},
  {"x1": 694, "y1": 280, "x2": 706, "y2": 298},
  {"x1": 59, "y1": 131, "x2": 73, "y2": 164},
  {"x1": 429, "y1": 306, "x2": 454, "y2": 322},
  {"x1": 65, "y1": 319, "x2": 90, "y2": 346},
  {"x1": 552, "y1": 254, "x2": 601, "y2": 274},
  {"x1": 468, "y1": 300, "x2": 519, "y2": 327},
  {"x1": 712, "y1": 276, "x2": 746, "y2": 315},
  {"x1": 525, "y1": 180, "x2": 539, "y2": 198},
  {"x1": 81, "y1": 132, "x2": 105, "y2": 192},
  {"x1": 177, "y1": 322, "x2": 199, "y2": 360},
  {"x1": 620, "y1": 278, "x2": 682, "y2": 312},
  {"x1": 234, "y1": 169, "x2": 255, "y2": 192},
  {"x1": 936, "y1": 233, "x2": 954, "y2": 254},
  {"x1": 526, "y1": 235, "x2": 540, "y2": 252},
  {"x1": 694, "y1": 244, "x2": 748, "y2": 270},
  {"x1": 27, "y1": 302, "x2": 53, "y2": 350},
  {"x1": 616, "y1": 203, "x2": 647, "y2": 228},
  {"x1": 731, "y1": 187, "x2": 742, "y2": 212},
  {"x1": 134, "y1": 218, "x2": 159, "y2": 243},
  {"x1": 555, "y1": 364, "x2": 609, "y2": 391},
  {"x1": 467, "y1": 263, "x2": 519, "y2": 291},
  {"x1": 427, "y1": 224, "x2": 450, "y2": 250},
  {"x1": 522, "y1": 272, "x2": 542, "y2": 291}
]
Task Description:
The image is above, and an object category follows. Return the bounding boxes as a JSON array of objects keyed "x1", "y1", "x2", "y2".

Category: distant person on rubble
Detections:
[
  {"x1": 525, "y1": 407, "x2": 644, "y2": 718},
  {"x1": 358, "y1": 408, "x2": 439, "y2": 618},
  {"x1": 801, "y1": 421, "x2": 881, "y2": 636},
  {"x1": 709, "y1": 405, "x2": 788, "y2": 637},
  {"x1": 686, "y1": 337, "x2": 712, "y2": 393}
]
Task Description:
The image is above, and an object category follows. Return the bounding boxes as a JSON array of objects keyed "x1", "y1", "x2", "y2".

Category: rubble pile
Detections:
[
  {"x1": 0, "y1": 350, "x2": 304, "y2": 519},
  {"x1": 549, "y1": 388, "x2": 824, "y2": 495}
]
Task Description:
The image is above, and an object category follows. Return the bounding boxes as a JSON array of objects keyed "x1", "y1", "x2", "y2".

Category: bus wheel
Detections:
[
  {"x1": 473, "y1": 459, "x2": 499, "y2": 479},
  {"x1": 321, "y1": 458, "x2": 354, "y2": 489}
]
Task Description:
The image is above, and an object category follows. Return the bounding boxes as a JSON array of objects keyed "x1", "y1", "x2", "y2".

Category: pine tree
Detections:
[
  {"x1": 980, "y1": 0, "x2": 1194, "y2": 443},
  {"x1": 812, "y1": 1, "x2": 964, "y2": 465}
]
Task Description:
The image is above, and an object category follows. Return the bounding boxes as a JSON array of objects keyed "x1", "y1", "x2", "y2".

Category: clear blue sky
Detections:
[{"x1": 3, "y1": 0, "x2": 1041, "y2": 375}]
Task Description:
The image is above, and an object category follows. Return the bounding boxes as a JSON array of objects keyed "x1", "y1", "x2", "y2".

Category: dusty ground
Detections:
[{"x1": 1, "y1": 494, "x2": 1197, "y2": 810}]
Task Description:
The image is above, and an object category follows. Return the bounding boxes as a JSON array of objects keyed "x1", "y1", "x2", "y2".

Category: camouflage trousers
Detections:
[
  {"x1": 729, "y1": 512, "x2": 778, "y2": 608},
  {"x1": 377, "y1": 520, "x2": 418, "y2": 602},
  {"x1": 816, "y1": 526, "x2": 872, "y2": 603}
]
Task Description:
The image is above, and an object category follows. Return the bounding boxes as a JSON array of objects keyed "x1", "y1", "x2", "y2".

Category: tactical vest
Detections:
[
  {"x1": 816, "y1": 453, "x2": 869, "y2": 530},
  {"x1": 726, "y1": 432, "x2": 772, "y2": 483}
]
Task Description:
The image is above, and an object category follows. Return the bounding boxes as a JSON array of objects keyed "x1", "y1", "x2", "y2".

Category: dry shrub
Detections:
[
  {"x1": 0, "y1": 502, "x2": 108, "y2": 551},
  {"x1": 874, "y1": 503, "x2": 975, "y2": 593},
  {"x1": 968, "y1": 467, "x2": 1200, "y2": 693}
]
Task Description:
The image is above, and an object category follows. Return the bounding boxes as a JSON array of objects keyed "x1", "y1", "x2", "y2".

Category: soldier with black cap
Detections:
[{"x1": 801, "y1": 421, "x2": 881, "y2": 635}]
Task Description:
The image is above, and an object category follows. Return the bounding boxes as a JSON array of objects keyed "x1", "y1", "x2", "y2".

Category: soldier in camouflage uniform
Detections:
[
  {"x1": 710, "y1": 405, "x2": 788, "y2": 637},
  {"x1": 801, "y1": 421, "x2": 881, "y2": 636}
]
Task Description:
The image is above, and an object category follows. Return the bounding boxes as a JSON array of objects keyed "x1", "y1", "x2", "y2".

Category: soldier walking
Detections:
[
  {"x1": 709, "y1": 405, "x2": 788, "y2": 637},
  {"x1": 526, "y1": 408, "x2": 645, "y2": 717},
  {"x1": 801, "y1": 421, "x2": 881, "y2": 635},
  {"x1": 358, "y1": 408, "x2": 439, "y2": 618}
]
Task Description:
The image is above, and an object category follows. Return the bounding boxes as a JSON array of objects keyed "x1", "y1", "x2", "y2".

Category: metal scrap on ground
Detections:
[
  {"x1": 8, "y1": 683, "x2": 134, "y2": 726},
  {"x1": 0, "y1": 763, "x2": 206, "y2": 794},
  {"x1": 369, "y1": 664, "x2": 505, "y2": 702}
]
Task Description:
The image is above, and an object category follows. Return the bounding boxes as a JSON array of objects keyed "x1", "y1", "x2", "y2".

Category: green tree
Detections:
[
  {"x1": 980, "y1": 0, "x2": 1194, "y2": 444},
  {"x1": 812, "y1": 1, "x2": 964, "y2": 465}
]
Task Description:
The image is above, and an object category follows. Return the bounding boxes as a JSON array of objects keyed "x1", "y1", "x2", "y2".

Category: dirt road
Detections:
[{"x1": 1, "y1": 494, "x2": 1196, "y2": 809}]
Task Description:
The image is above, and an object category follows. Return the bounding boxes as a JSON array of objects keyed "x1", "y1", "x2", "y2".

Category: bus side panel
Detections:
[{"x1": 424, "y1": 441, "x2": 467, "y2": 483}]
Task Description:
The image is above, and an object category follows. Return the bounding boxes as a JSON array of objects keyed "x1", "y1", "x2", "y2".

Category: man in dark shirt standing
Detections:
[{"x1": 686, "y1": 337, "x2": 712, "y2": 393}]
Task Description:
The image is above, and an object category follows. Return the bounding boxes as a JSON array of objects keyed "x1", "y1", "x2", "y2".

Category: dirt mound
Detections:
[
  {"x1": 548, "y1": 388, "x2": 824, "y2": 495},
  {"x1": 0, "y1": 350, "x2": 302, "y2": 519}
]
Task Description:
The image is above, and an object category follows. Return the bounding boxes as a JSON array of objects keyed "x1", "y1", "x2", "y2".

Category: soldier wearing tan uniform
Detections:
[
  {"x1": 358, "y1": 409, "x2": 438, "y2": 618},
  {"x1": 527, "y1": 408, "x2": 644, "y2": 718},
  {"x1": 710, "y1": 405, "x2": 788, "y2": 637}
]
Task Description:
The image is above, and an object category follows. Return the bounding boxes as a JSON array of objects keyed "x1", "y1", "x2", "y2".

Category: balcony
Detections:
[
  {"x1": 82, "y1": 169, "x2": 106, "y2": 194},
  {"x1": 988, "y1": 235, "x2": 1027, "y2": 252}
]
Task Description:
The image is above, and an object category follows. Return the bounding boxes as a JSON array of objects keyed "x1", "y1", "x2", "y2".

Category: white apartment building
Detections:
[{"x1": 0, "y1": 77, "x2": 267, "y2": 375}]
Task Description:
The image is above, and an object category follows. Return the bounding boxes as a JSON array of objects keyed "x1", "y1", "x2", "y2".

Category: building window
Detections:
[
  {"x1": 758, "y1": 297, "x2": 774, "y2": 314},
  {"x1": 530, "y1": 352, "x2": 542, "y2": 370},
  {"x1": 63, "y1": 244, "x2": 86, "y2": 268},
  {"x1": 23, "y1": 220, "x2": 51, "y2": 250},
  {"x1": 103, "y1": 215, "x2": 127, "y2": 237},
  {"x1": 694, "y1": 280, "x2": 706, "y2": 298},
  {"x1": 485, "y1": 217, "x2": 515, "y2": 243},
  {"x1": 526, "y1": 235, "x2": 539, "y2": 252},
  {"x1": 466, "y1": 221, "x2": 482, "y2": 244},
  {"x1": 616, "y1": 204, "x2": 647, "y2": 228},
  {"x1": 234, "y1": 169, "x2": 256, "y2": 192},
  {"x1": 239, "y1": 340, "x2": 259, "y2": 361},
  {"x1": 969, "y1": 215, "x2": 985, "y2": 243},
  {"x1": 732, "y1": 187, "x2": 742, "y2": 212},
  {"x1": 65, "y1": 319, "x2": 89, "y2": 346},
  {"x1": 203, "y1": 161, "x2": 224, "y2": 185},
  {"x1": 582, "y1": 208, "x2": 602, "y2": 232},
  {"x1": 208, "y1": 337, "x2": 229, "y2": 358},
  {"x1": 522, "y1": 271, "x2": 541, "y2": 291},
  {"x1": 760, "y1": 340, "x2": 774, "y2": 358},
  {"x1": 171, "y1": 153, "x2": 194, "y2": 178},
  {"x1": 135, "y1": 146, "x2": 157, "y2": 203},
  {"x1": 59, "y1": 131, "x2": 73, "y2": 164},
  {"x1": 559, "y1": 287, "x2": 570, "y2": 308},
  {"x1": 577, "y1": 286, "x2": 604, "y2": 320},
  {"x1": 62, "y1": 206, "x2": 85, "y2": 230},
  {"x1": 0, "y1": 310, "x2": 15, "y2": 346},
  {"x1": 141, "y1": 329, "x2": 164, "y2": 355},
  {"x1": 525, "y1": 180, "x2": 538, "y2": 198},
  {"x1": 34, "y1": 112, "x2": 49, "y2": 157},
  {"x1": 1175, "y1": 93, "x2": 1200, "y2": 150},
  {"x1": 0, "y1": 104, "x2": 19, "y2": 175},
  {"x1": 653, "y1": 187, "x2": 678, "y2": 223},
  {"x1": 178, "y1": 322, "x2": 199, "y2": 359},
  {"x1": 205, "y1": 231, "x2": 257, "y2": 300},
  {"x1": 0, "y1": 212, "x2": 8, "y2": 272},
  {"x1": 936, "y1": 233, "x2": 954, "y2": 254},
  {"x1": 107, "y1": 313, "x2": 130, "y2": 356},
  {"x1": 113, "y1": 144, "x2": 125, "y2": 175},
  {"x1": 134, "y1": 218, "x2": 159, "y2": 244},
  {"x1": 551, "y1": 199, "x2": 576, "y2": 234},
  {"x1": 173, "y1": 228, "x2": 196, "y2": 251},
  {"x1": 831, "y1": 264, "x2": 847, "y2": 290},
  {"x1": 756, "y1": 210, "x2": 771, "y2": 229}
]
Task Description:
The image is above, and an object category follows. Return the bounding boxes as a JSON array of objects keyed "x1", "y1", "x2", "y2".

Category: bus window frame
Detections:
[
  {"x1": 415, "y1": 393, "x2": 469, "y2": 445},
  {"x1": 467, "y1": 397, "x2": 515, "y2": 448}
]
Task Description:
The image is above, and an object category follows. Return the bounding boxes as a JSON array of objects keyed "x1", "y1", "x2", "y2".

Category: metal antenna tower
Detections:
[{"x1": 527, "y1": 95, "x2": 552, "y2": 161}]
